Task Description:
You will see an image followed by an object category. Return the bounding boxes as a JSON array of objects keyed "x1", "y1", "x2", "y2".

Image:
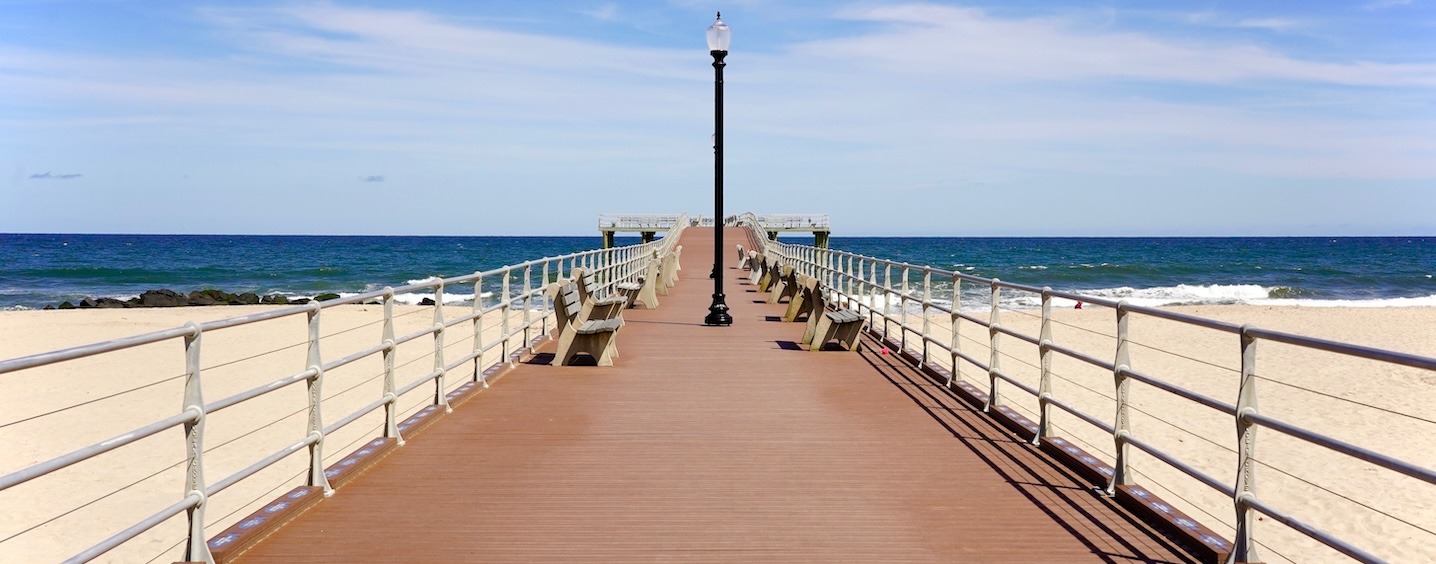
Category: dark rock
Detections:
[
  {"x1": 314, "y1": 293, "x2": 340, "y2": 302},
  {"x1": 139, "y1": 289, "x2": 188, "y2": 307},
  {"x1": 291, "y1": 298, "x2": 312, "y2": 305},
  {"x1": 79, "y1": 298, "x2": 98, "y2": 308},
  {"x1": 197, "y1": 289, "x2": 235, "y2": 303},
  {"x1": 187, "y1": 291, "x2": 218, "y2": 306},
  {"x1": 95, "y1": 298, "x2": 128, "y2": 309},
  {"x1": 236, "y1": 292, "x2": 261, "y2": 305},
  {"x1": 44, "y1": 305, "x2": 56, "y2": 310},
  {"x1": 58, "y1": 301, "x2": 75, "y2": 309},
  {"x1": 261, "y1": 294, "x2": 289, "y2": 305},
  {"x1": 418, "y1": 297, "x2": 435, "y2": 306}
]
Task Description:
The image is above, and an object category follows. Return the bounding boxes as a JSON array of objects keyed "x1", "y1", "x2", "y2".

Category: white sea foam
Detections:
[{"x1": 404, "y1": 276, "x2": 445, "y2": 286}]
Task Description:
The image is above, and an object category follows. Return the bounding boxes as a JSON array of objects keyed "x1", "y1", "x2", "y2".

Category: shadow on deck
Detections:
[{"x1": 228, "y1": 228, "x2": 1200, "y2": 563}]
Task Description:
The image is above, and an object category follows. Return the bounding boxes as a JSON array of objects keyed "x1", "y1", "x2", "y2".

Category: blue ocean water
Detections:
[{"x1": 1, "y1": 234, "x2": 1433, "y2": 309}]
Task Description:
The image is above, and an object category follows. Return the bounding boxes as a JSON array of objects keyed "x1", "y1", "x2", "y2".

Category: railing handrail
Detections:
[
  {"x1": 0, "y1": 215, "x2": 690, "y2": 563},
  {"x1": 761, "y1": 237, "x2": 1435, "y2": 564}
]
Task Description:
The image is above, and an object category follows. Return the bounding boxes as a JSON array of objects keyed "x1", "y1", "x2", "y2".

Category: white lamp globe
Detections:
[{"x1": 706, "y1": 13, "x2": 731, "y2": 52}]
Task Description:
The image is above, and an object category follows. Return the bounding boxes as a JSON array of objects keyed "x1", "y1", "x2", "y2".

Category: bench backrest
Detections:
[{"x1": 557, "y1": 282, "x2": 582, "y2": 319}]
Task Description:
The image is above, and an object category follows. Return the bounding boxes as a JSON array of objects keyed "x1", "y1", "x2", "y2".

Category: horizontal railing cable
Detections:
[
  {"x1": 0, "y1": 456, "x2": 187, "y2": 545},
  {"x1": 1254, "y1": 375, "x2": 1436, "y2": 427},
  {"x1": 1254, "y1": 458, "x2": 1436, "y2": 539},
  {"x1": 0, "y1": 371, "x2": 187, "y2": 431}
]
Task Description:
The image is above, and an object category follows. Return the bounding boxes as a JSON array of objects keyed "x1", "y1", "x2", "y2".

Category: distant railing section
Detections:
[
  {"x1": 0, "y1": 216, "x2": 689, "y2": 563},
  {"x1": 755, "y1": 234, "x2": 1435, "y2": 564},
  {"x1": 598, "y1": 214, "x2": 685, "y2": 230},
  {"x1": 754, "y1": 214, "x2": 829, "y2": 230}
]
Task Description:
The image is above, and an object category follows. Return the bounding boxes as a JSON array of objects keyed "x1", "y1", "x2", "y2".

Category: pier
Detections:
[
  {"x1": 1, "y1": 212, "x2": 1433, "y2": 563},
  {"x1": 600, "y1": 214, "x2": 831, "y2": 248}
]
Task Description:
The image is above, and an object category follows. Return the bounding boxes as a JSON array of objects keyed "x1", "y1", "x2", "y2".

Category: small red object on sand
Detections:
[{"x1": 1075, "y1": 302, "x2": 1083, "y2": 309}]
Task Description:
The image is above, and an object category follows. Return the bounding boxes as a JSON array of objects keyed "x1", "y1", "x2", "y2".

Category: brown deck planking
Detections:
[{"x1": 234, "y1": 227, "x2": 1198, "y2": 563}]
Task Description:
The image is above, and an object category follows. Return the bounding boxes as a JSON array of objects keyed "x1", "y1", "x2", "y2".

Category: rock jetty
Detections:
[{"x1": 47, "y1": 289, "x2": 343, "y2": 310}]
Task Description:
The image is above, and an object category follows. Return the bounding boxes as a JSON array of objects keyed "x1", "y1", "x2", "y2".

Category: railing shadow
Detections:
[{"x1": 854, "y1": 336, "x2": 1199, "y2": 564}]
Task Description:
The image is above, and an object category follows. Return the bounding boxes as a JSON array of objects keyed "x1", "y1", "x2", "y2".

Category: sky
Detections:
[{"x1": 2, "y1": 0, "x2": 1434, "y2": 236}]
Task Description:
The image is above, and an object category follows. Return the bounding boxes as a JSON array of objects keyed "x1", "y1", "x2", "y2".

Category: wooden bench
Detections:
[
  {"x1": 548, "y1": 281, "x2": 622, "y2": 366},
  {"x1": 758, "y1": 257, "x2": 782, "y2": 292},
  {"x1": 630, "y1": 250, "x2": 663, "y2": 309},
  {"x1": 782, "y1": 274, "x2": 819, "y2": 322},
  {"x1": 801, "y1": 287, "x2": 865, "y2": 352},
  {"x1": 767, "y1": 265, "x2": 800, "y2": 304},
  {"x1": 569, "y1": 267, "x2": 628, "y2": 321},
  {"x1": 658, "y1": 247, "x2": 681, "y2": 295}
]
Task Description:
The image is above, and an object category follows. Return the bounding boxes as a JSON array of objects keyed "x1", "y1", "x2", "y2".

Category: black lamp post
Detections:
[{"x1": 704, "y1": 12, "x2": 733, "y2": 326}]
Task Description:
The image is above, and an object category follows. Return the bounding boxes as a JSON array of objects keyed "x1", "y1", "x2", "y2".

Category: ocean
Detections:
[{"x1": 1, "y1": 234, "x2": 1433, "y2": 310}]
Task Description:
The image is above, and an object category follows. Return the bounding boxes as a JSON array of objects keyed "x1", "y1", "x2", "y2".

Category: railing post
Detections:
[
  {"x1": 305, "y1": 305, "x2": 333, "y2": 496},
  {"x1": 180, "y1": 323, "x2": 214, "y2": 564},
  {"x1": 1231, "y1": 325, "x2": 1261, "y2": 564},
  {"x1": 522, "y1": 264, "x2": 533, "y2": 346},
  {"x1": 541, "y1": 261, "x2": 551, "y2": 336},
  {"x1": 920, "y1": 267, "x2": 931, "y2": 367},
  {"x1": 472, "y1": 273, "x2": 490, "y2": 387},
  {"x1": 883, "y1": 262, "x2": 893, "y2": 339},
  {"x1": 948, "y1": 274, "x2": 961, "y2": 388},
  {"x1": 1109, "y1": 301, "x2": 1132, "y2": 493},
  {"x1": 383, "y1": 289, "x2": 404, "y2": 441},
  {"x1": 861, "y1": 259, "x2": 873, "y2": 325},
  {"x1": 900, "y1": 264, "x2": 911, "y2": 352},
  {"x1": 432, "y1": 283, "x2": 451, "y2": 413},
  {"x1": 1036, "y1": 288, "x2": 1053, "y2": 446},
  {"x1": 986, "y1": 279, "x2": 1002, "y2": 412},
  {"x1": 501, "y1": 269, "x2": 513, "y2": 366}
]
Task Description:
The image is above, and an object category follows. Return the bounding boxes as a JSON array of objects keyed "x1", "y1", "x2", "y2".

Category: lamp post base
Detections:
[{"x1": 704, "y1": 297, "x2": 732, "y2": 326}]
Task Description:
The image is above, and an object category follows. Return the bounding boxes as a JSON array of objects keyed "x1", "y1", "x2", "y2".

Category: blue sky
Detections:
[{"x1": 2, "y1": 1, "x2": 1433, "y2": 236}]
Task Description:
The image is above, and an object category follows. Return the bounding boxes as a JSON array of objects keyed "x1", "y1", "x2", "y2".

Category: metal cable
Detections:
[
  {"x1": 1126, "y1": 404, "x2": 1237, "y2": 455},
  {"x1": 1049, "y1": 370, "x2": 1118, "y2": 402},
  {"x1": 0, "y1": 372, "x2": 186, "y2": 430},
  {"x1": 1254, "y1": 458, "x2": 1436, "y2": 539},
  {"x1": 1254, "y1": 375, "x2": 1436, "y2": 427},
  {"x1": 0, "y1": 457, "x2": 186, "y2": 545}
]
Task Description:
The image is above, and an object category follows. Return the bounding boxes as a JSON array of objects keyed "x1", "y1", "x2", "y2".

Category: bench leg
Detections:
[
  {"x1": 783, "y1": 292, "x2": 807, "y2": 322},
  {"x1": 809, "y1": 315, "x2": 834, "y2": 351},
  {"x1": 838, "y1": 321, "x2": 864, "y2": 351},
  {"x1": 551, "y1": 329, "x2": 579, "y2": 366},
  {"x1": 801, "y1": 313, "x2": 821, "y2": 345}
]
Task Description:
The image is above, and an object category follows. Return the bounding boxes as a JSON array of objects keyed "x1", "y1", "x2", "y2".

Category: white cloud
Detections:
[
  {"x1": 812, "y1": 4, "x2": 1435, "y2": 86},
  {"x1": 581, "y1": 3, "x2": 620, "y2": 21}
]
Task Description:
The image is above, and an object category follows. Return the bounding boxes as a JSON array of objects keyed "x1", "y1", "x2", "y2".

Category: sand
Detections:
[
  {"x1": 0, "y1": 303, "x2": 543, "y2": 563},
  {"x1": 1, "y1": 303, "x2": 1433, "y2": 563}
]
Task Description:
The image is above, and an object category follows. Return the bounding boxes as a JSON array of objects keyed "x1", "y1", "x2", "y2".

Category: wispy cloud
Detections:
[
  {"x1": 1364, "y1": 0, "x2": 1414, "y2": 10},
  {"x1": 363, "y1": 175, "x2": 384, "y2": 182},
  {"x1": 581, "y1": 3, "x2": 620, "y2": 22},
  {"x1": 29, "y1": 172, "x2": 82, "y2": 179},
  {"x1": 815, "y1": 5, "x2": 1434, "y2": 86}
]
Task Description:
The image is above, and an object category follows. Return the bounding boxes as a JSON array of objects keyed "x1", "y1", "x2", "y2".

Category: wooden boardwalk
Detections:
[{"x1": 235, "y1": 228, "x2": 1197, "y2": 562}]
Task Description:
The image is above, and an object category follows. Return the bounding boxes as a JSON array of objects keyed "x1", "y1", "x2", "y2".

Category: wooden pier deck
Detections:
[{"x1": 233, "y1": 228, "x2": 1197, "y2": 562}]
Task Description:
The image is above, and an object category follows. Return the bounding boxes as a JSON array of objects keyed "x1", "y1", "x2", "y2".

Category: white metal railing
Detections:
[
  {"x1": 598, "y1": 214, "x2": 685, "y2": 230},
  {"x1": 0, "y1": 216, "x2": 688, "y2": 563},
  {"x1": 754, "y1": 234, "x2": 1435, "y2": 564}
]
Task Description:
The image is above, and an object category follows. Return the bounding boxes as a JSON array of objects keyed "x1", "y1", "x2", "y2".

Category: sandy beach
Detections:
[
  {"x1": 0, "y1": 303, "x2": 543, "y2": 563},
  {"x1": 1, "y1": 303, "x2": 1433, "y2": 562}
]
